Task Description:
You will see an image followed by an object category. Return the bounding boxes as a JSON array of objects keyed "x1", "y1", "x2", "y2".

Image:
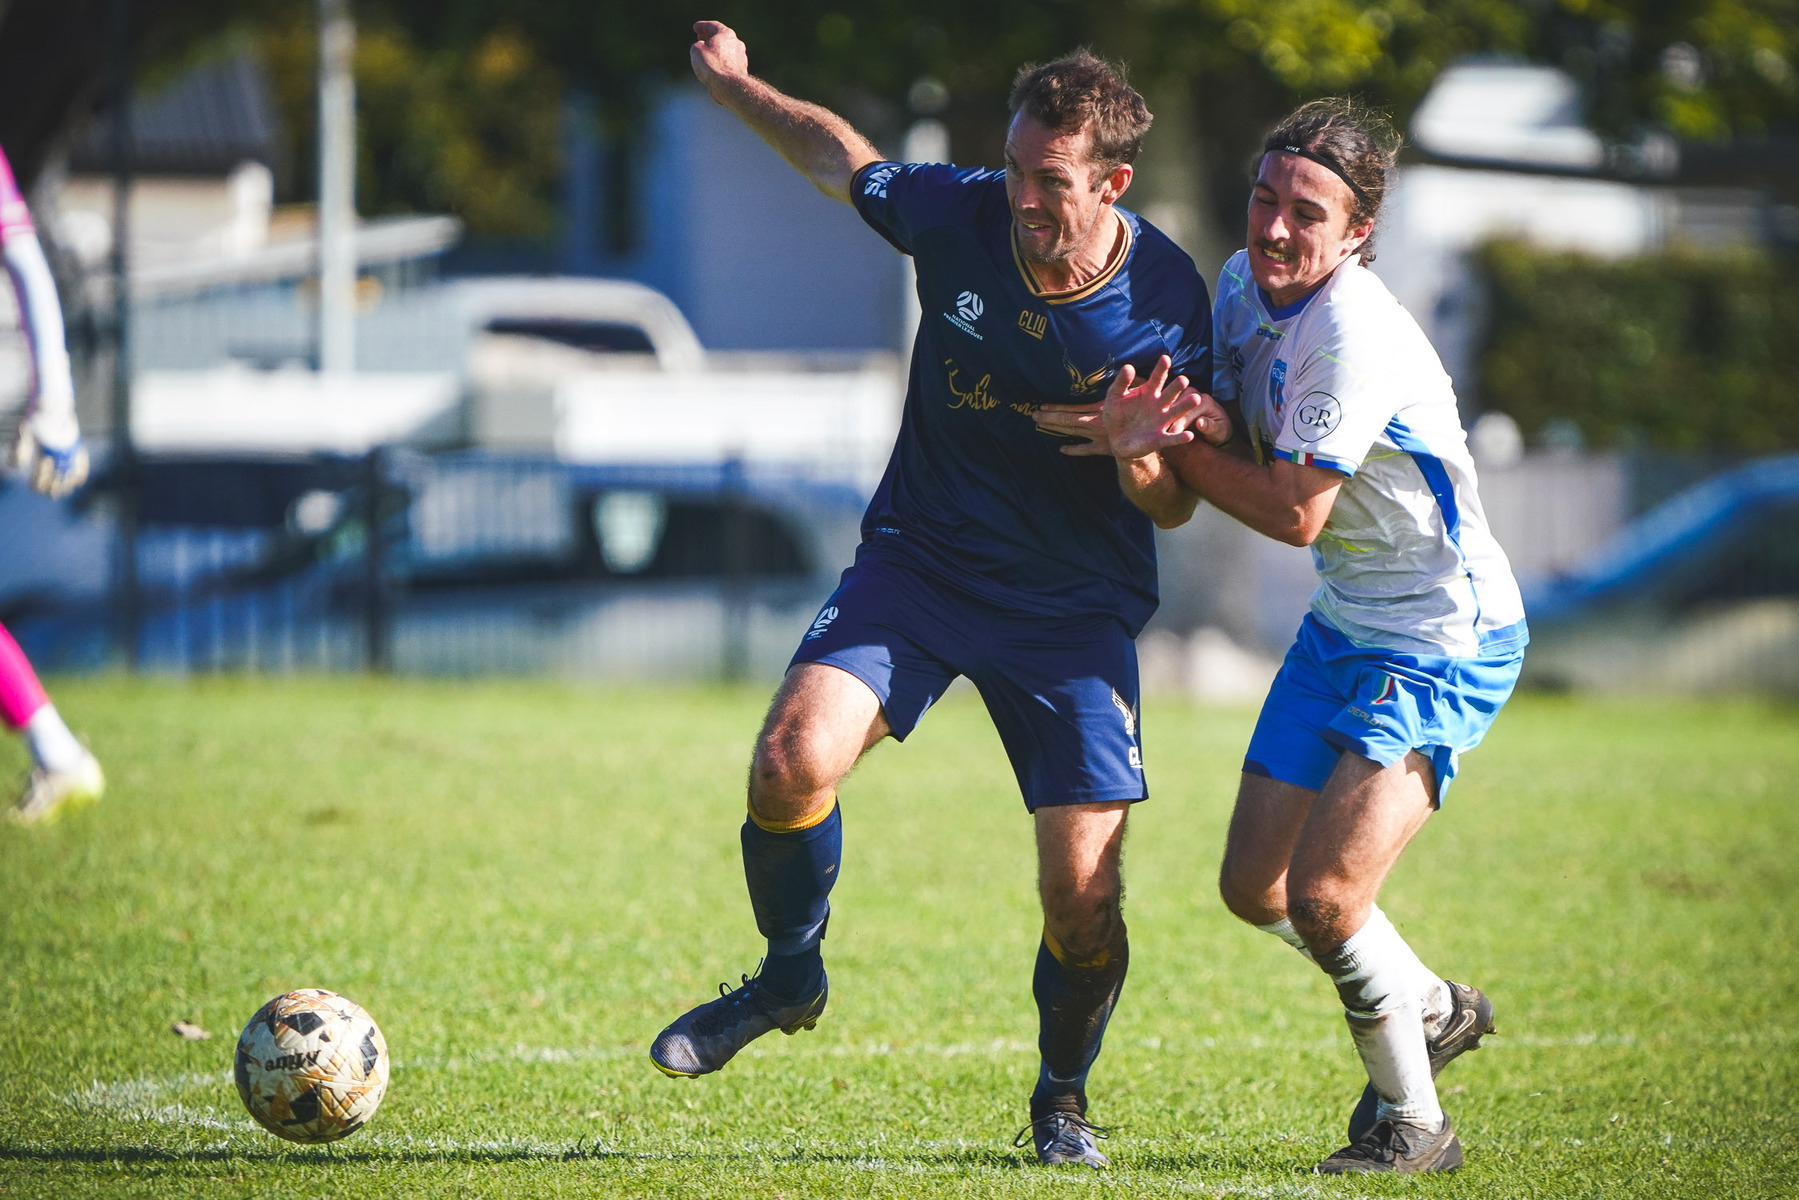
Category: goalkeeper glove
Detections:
[{"x1": 11, "y1": 406, "x2": 89, "y2": 498}]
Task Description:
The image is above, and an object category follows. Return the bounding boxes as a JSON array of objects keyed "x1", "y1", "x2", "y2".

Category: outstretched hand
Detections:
[
  {"x1": 1099, "y1": 356, "x2": 1233, "y2": 460},
  {"x1": 1030, "y1": 400, "x2": 1112, "y2": 456},
  {"x1": 690, "y1": 21, "x2": 750, "y2": 98}
]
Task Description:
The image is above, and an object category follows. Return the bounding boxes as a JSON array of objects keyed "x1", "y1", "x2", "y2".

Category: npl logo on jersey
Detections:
[
  {"x1": 943, "y1": 290, "x2": 985, "y2": 340},
  {"x1": 804, "y1": 605, "x2": 841, "y2": 641}
]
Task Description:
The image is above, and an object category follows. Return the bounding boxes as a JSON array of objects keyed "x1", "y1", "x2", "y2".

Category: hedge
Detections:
[{"x1": 1475, "y1": 240, "x2": 1799, "y2": 451}]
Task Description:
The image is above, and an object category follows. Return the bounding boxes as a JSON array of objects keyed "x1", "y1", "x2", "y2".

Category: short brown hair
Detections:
[
  {"x1": 1008, "y1": 51, "x2": 1152, "y2": 181},
  {"x1": 1260, "y1": 98, "x2": 1401, "y2": 261}
]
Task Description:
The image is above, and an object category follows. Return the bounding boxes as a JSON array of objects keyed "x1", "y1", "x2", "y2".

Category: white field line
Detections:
[
  {"x1": 58, "y1": 1027, "x2": 1787, "y2": 1160},
  {"x1": 67, "y1": 1025, "x2": 1782, "y2": 1118}
]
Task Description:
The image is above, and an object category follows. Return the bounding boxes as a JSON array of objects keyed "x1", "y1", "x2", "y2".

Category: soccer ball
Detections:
[{"x1": 234, "y1": 988, "x2": 389, "y2": 1143}]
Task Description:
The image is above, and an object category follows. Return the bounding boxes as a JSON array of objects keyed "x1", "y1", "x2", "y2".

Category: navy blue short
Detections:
[{"x1": 789, "y1": 552, "x2": 1147, "y2": 812}]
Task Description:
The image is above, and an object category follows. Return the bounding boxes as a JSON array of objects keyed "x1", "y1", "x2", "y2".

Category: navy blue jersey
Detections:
[{"x1": 851, "y1": 161, "x2": 1211, "y2": 635}]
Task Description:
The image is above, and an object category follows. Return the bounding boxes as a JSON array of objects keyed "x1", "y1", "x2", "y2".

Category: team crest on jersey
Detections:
[
  {"x1": 1292, "y1": 390, "x2": 1342, "y2": 442},
  {"x1": 1270, "y1": 358, "x2": 1288, "y2": 423},
  {"x1": 1063, "y1": 353, "x2": 1112, "y2": 397},
  {"x1": 1110, "y1": 689, "x2": 1137, "y2": 736}
]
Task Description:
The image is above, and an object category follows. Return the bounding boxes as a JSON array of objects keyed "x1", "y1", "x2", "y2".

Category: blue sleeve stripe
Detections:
[
  {"x1": 1381, "y1": 418, "x2": 1461, "y2": 542},
  {"x1": 1273, "y1": 446, "x2": 1358, "y2": 476},
  {"x1": 1384, "y1": 415, "x2": 1488, "y2": 630}
]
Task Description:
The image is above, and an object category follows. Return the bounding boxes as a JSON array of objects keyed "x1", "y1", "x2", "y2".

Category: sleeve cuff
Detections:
[{"x1": 1273, "y1": 446, "x2": 1358, "y2": 476}]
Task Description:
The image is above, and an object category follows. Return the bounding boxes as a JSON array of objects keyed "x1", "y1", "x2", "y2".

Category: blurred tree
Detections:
[{"x1": 1, "y1": 0, "x2": 1794, "y2": 240}]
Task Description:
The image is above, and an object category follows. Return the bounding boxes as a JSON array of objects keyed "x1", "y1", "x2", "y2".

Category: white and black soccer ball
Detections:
[{"x1": 234, "y1": 988, "x2": 389, "y2": 1143}]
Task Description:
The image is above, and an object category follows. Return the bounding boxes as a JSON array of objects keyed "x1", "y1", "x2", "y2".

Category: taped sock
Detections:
[
  {"x1": 1316, "y1": 909, "x2": 1441, "y2": 1127},
  {"x1": 1255, "y1": 916, "x2": 1316, "y2": 962},
  {"x1": 1032, "y1": 926, "x2": 1128, "y2": 1107}
]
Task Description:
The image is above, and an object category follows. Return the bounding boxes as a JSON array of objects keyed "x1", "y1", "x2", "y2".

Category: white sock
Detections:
[
  {"x1": 24, "y1": 705, "x2": 86, "y2": 774},
  {"x1": 1255, "y1": 917, "x2": 1316, "y2": 962},
  {"x1": 1317, "y1": 908, "x2": 1442, "y2": 1127},
  {"x1": 1268, "y1": 909, "x2": 1449, "y2": 1033},
  {"x1": 1364, "y1": 906, "x2": 1452, "y2": 1039}
]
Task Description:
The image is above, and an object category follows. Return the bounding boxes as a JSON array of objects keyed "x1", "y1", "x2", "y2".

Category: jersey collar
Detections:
[{"x1": 1012, "y1": 210, "x2": 1133, "y2": 306}]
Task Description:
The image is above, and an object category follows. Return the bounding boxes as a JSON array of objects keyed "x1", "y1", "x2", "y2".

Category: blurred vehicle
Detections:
[
  {"x1": 1, "y1": 276, "x2": 901, "y2": 678},
  {"x1": 5, "y1": 451, "x2": 865, "y2": 679},
  {"x1": 129, "y1": 276, "x2": 903, "y2": 493}
]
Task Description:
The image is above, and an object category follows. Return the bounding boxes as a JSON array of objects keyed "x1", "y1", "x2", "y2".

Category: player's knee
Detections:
[
  {"x1": 1286, "y1": 883, "x2": 1351, "y2": 951},
  {"x1": 749, "y1": 725, "x2": 831, "y2": 813},
  {"x1": 1041, "y1": 879, "x2": 1123, "y2": 962},
  {"x1": 1217, "y1": 849, "x2": 1284, "y2": 925},
  {"x1": 1217, "y1": 858, "x2": 1263, "y2": 924}
]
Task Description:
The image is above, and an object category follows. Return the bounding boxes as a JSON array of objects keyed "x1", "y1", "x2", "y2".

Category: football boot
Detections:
[
  {"x1": 649, "y1": 967, "x2": 826, "y2": 1078},
  {"x1": 1015, "y1": 1095, "x2": 1111, "y2": 1168},
  {"x1": 1317, "y1": 1115, "x2": 1463, "y2": 1174},
  {"x1": 11, "y1": 751, "x2": 104, "y2": 825},
  {"x1": 1347, "y1": 980, "x2": 1494, "y2": 1142}
]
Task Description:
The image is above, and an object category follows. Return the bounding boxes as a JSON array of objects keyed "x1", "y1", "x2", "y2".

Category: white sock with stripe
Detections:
[{"x1": 1261, "y1": 909, "x2": 1450, "y2": 1037}]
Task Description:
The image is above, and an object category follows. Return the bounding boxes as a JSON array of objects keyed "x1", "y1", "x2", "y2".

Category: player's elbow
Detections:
[
  {"x1": 1273, "y1": 509, "x2": 1326, "y2": 547},
  {"x1": 1148, "y1": 492, "x2": 1200, "y2": 530}
]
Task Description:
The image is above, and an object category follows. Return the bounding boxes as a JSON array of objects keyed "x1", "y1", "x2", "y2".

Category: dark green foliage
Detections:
[{"x1": 1478, "y1": 239, "x2": 1799, "y2": 450}]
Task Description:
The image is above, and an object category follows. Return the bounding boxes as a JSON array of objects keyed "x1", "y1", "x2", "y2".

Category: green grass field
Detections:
[{"x1": 1, "y1": 676, "x2": 1795, "y2": 1198}]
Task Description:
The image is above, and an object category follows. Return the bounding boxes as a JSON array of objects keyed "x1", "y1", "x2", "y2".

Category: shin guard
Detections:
[{"x1": 741, "y1": 798, "x2": 841, "y2": 1002}]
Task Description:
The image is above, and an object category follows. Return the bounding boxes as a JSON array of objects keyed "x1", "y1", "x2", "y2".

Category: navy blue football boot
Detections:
[
  {"x1": 1014, "y1": 1094, "x2": 1111, "y2": 1168},
  {"x1": 650, "y1": 966, "x2": 828, "y2": 1078}
]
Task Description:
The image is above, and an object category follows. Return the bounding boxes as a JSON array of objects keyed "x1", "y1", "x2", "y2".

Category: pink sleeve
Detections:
[{"x1": 0, "y1": 146, "x2": 35, "y2": 242}]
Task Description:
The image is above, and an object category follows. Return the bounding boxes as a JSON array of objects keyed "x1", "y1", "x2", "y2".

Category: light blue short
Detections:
[{"x1": 1243, "y1": 613, "x2": 1525, "y2": 805}]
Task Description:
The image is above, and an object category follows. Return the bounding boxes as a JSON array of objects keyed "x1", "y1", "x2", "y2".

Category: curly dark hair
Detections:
[
  {"x1": 1260, "y1": 98, "x2": 1402, "y2": 262},
  {"x1": 1009, "y1": 50, "x2": 1153, "y2": 182}
]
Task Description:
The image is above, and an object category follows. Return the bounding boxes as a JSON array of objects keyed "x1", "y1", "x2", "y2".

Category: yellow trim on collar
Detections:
[
  {"x1": 1011, "y1": 213, "x2": 1133, "y2": 306},
  {"x1": 748, "y1": 793, "x2": 837, "y2": 833}
]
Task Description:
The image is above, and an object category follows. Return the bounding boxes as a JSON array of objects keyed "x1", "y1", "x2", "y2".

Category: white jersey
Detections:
[{"x1": 1211, "y1": 250, "x2": 1526, "y2": 657}]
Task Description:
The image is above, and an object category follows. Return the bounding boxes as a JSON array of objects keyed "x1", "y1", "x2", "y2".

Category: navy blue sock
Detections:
[
  {"x1": 1032, "y1": 929, "x2": 1129, "y2": 1107},
  {"x1": 741, "y1": 799, "x2": 841, "y2": 1003}
]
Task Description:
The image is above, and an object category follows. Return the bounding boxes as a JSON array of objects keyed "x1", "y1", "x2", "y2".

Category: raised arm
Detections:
[{"x1": 690, "y1": 21, "x2": 881, "y2": 204}]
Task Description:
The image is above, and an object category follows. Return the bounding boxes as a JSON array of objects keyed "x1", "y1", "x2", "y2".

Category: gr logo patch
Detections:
[{"x1": 1292, "y1": 391, "x2": 1342, "y2": 442}]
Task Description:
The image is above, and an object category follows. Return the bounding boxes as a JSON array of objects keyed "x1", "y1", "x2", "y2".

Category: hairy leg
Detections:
[
  {"x1": 748, "y1": 663, "x2": 889, "y2": 826},
  {"x1": 1289, "y1": 751, "x2": 1447, "y2": 1128},
  {"x1": 1217, "y1": 770, "x2": 1317, "y2": 928},
  {"x1": 740, "y1": 664, "x2": 890, "y2": 999},
  {"x1": 1285, "y1": 751, "x2": 1436, "y2": 953}
]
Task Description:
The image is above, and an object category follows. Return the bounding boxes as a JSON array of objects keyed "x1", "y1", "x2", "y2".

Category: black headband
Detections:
[{"x1": 1273, "y1": 143, "x2": 1369, "y2": 205}]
